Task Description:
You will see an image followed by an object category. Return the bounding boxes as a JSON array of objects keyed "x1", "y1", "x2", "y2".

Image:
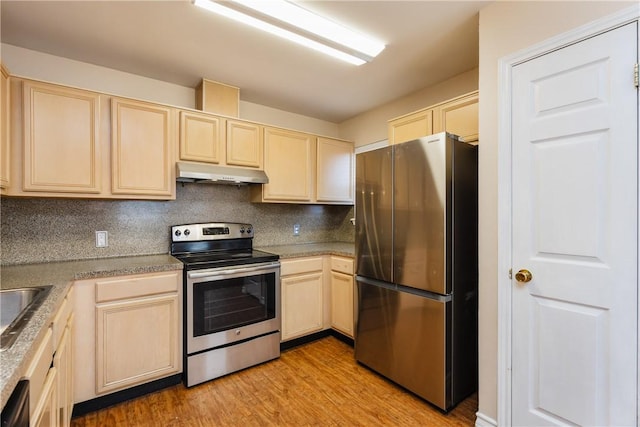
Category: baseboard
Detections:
[
  {"x1": 72, "y1": 374, "x2": 182, "y2": 418},
  {"x1": 329, "y1": 329, "x2": 354, "y2": 347},
  {"x1": 475, "y1": 411, "x2": 498, "y2": 427},
  {"x1": 280, "y1": 329, "x2": 332, "y2": 350},
  {"x1": 280, "y1": 329, "x2": 354, "y2": 351}
]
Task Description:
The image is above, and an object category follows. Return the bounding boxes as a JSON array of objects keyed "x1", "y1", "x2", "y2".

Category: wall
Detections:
[
  {"x1": 476, "y1": 1, "x2": 635, "y2": 424},
  {"x1": 240, "y1": 102, "x2": 339, "y2": 138},
  {"x1": 339, "y1": 68, "x2": 478, "y2": 146},
  {"x1": 0, "y1": 44, "x2": 340, "y2": 138},
  {"x1": 0, "y1": 184, "x2": 354, "y2": 265}
]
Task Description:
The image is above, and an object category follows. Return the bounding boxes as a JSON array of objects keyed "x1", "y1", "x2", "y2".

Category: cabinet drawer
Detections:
[
  {"x1": 280, "y1": 257, "x2": 323, "y2": 276},
  {"x1": 330, "y1": 256, "x2": 354, "y2": 275},
  {"x1": 95, "y1": 271, "x2": 180, "y2": 302},
  {"x1": 51, "y1": 287, "x2": 73, "y2": 348}
]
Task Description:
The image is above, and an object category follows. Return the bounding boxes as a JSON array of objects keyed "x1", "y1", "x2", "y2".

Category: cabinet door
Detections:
[
  {"x1": 179, "y1": 110, "x2": 223, "y2": 164},
  {"x1": 1, "y1": 65, "x2": 9, "y2": 190},
  {"x1": 32, "y1": 367, "x2": 57, "y2": 427},
  {"x1": 53, "y1": 326, "x2": 71, "y2": 427},
  {"x1": 226, "y1": 119, "x2": 262, "y2": 168},
  {"x1": 64, "y1": 315, "x2": 74, "y2": 427},
  {"x1": 316, "y1": 137, "x2": 354, "y2": 204},
  {"x1": 330, "y1": 271, "x2": 354, "y2": 337},
  {"x1": 262, "y1": 127, "x2": 314, "y2": 201},
  {"x1": 281, "y1": 272, "x2": 323, "y2": 340},
  {"x1": 26, "y1": 329, "x2": 53, "y2": 419},
  {"x1": 95, "y1": 293, "x2": 180, "y2": 395},
  {"x1": 433, "y1": 92, "x2": 478, "y2": 142},
  {"x1": 23, "y1": 80, "x2": 101, "y2": 193},
  {"x1": 388, "y1": 109, "x2": 433, "y2": 145},
  {"x1": 111, "y1": 98, "x2": 174, "y2": 197}
]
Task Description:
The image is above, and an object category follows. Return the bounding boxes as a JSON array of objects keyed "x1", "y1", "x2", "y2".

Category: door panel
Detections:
[
  {"x1": 355, "y1": 146, "x2": 393, "y2": 282},
  {"x1": 511, "y1": 23, "x2": 637, "y2": 426},
  {"x1": 532, "y1": 132, "x2": 607, "y2": 260},
  {"x1": 355, "y1": 278, "x2": 450, "y2": 410},
  {"x1": 532, "y1": 297, "x2": 608, "y2": 425},
  {"x1": 394, "y1": 136, "x2": 448, "y2": 294}
]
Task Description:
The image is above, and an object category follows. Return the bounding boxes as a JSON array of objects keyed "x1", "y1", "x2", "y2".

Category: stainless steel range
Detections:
[{"x1": 170, "y1": 222, "x2": 280, "y2": 387}]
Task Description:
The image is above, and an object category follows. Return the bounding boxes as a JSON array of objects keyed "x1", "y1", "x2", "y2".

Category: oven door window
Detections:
[{"x1": 192, "y1": 272, "x2": 276, "y2": 336}]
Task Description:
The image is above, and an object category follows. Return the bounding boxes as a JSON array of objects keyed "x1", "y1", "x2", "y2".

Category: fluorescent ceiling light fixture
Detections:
[{"x1": 193, "y1": 0, "x2": 385, "y2": 66}]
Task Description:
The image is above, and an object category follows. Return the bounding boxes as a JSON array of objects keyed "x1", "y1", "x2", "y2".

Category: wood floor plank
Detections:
[{"x1": 72, "y1": 337, "x2": 477, "y2": 426}]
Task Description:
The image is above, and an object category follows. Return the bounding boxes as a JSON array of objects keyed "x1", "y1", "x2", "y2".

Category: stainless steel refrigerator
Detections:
[{"x1": 355, "y1": 132, "x2": 478, "y2": 411}]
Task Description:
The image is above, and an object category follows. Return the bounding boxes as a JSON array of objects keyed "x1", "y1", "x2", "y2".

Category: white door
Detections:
[{"x1": 511, "y1": 22, "x2": 638, "y2": 426}]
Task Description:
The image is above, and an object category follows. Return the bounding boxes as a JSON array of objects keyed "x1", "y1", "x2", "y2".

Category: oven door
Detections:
[{"x1": 186, "y1": 261, "x2": 280, "y2": 354}]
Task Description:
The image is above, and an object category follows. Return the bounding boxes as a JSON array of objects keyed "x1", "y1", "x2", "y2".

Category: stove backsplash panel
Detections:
[{"x1": 1, "y1": 184, "x2": 354, "y2": 265}]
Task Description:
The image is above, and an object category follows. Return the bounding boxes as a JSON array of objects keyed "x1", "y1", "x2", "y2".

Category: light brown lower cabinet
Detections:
[
  {"x1": 25, "y1": 285, "x2": 74, "y2": 427},
  {"x1": 95, "y1": 293, "x2": 180, "y2": 394},
  {"x1": 73, "y1": 271, "x2": 182, "y2": 403},
  {"x1": 280, "y1": 257, "x2": 324, "y2": 341},
  {"x1": 53, "y1": 317, "x2": 73, "y2": 427},
  {"x1": 31, "y1": 367, "x2": 57, "y2": 427},
  {"x1": 329, "y1": 256, "x2": 355, "y2": 338},
  {"x1": 280, "y1": 254, "x2": 355, "y2": 341}
]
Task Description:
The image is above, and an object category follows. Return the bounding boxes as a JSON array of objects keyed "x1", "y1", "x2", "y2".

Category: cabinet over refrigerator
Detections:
[{"x1": 354, "y1": 132, "x2": 478, "y2": 411}]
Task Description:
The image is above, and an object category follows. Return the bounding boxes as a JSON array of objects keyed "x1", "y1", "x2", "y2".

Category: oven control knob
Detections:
[
  {"x1": 240, "y1": 227, "x2": 245, "y2": 234},
  {"x1": 174, "y1": 230, "x2": 181, "y2": 237},
  {"x1": 247, "y1": 227, "x2": 253, "y2": 234},
  {"x1": 235, "y1": 329, "x2": 241, "y2": 335},
  {"x1": 184, "y1": 229, "x2": 191, "y2": 236}
]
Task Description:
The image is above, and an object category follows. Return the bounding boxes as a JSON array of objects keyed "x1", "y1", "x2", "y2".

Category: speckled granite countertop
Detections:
[
  {"x1": 257, "y1": 242, "x2": 354, "y2": 259},
  {"x1": 0, "y1": 254, "x2": 182, "y2": 409}
]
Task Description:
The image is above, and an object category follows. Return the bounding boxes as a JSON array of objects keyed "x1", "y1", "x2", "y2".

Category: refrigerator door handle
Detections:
[
  {"x1": 355, "y1": 275, "x2": 395, "y2": 290},
  {"x1": 355, "y1": 275, "x2": 452, "y2": 302}
]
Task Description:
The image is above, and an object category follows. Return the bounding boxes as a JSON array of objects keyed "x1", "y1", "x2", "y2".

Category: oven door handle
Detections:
[{"x1": 187, "y1": 262, "x2": 280, "y2": 279}]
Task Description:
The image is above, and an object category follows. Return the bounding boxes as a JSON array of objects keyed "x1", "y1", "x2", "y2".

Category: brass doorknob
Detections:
[{"x1": 515, "y1": 269, "x2": 533, "y2": 283}]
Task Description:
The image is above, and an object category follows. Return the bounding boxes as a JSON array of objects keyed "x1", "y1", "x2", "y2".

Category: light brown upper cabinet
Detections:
[
  {"x1": 1, "y1": 65, "x2": 10, "y2": 192},
  {"x1": 253, "y1": 126, "x2": 315, "y2": 202},
  {"x1": 252, "y1": 128, "x2": 354, "y2": 205},
  {"x1": 178, "y1": 113, "x2": 263, "y2": 170},
  {"x1": 111, "y1": 98, "x2": 175, "y2": 198},
  {"x1": 316, "y1": 137, "x2": 354, "y2": 204},
  {"x1": 388, "y1": 109, "x2": 433, "y2": 145},
  {"x1": 6, "y1": 77, "x2": 176, "y2": 200},
  {"x1": 433, "y1": 92, "x2": 479, "y2": 143},
  {"x1": 179, "y1": 110, "x2": 223, "y2": 164},
  {"x1": 388, "y1": 91, "x2": 478, "y2": 145},
  {"x1": 226, "y1": 119, "x2": 262, "y2": 168},
  {"x1": 195, "y1": 78, "x2": 239, "y2": 118},
  {"x1": 21, "y1": 80, "x2": 102, "y2": 193}
]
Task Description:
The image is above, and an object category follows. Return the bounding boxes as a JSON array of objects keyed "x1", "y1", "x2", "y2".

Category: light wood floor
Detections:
[{"x1": 71, "y1": 337, "x2": 477, "y2": 426}]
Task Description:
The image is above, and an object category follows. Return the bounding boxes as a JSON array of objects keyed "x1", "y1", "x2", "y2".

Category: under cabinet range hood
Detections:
[{"x1": 176, "y1": 162, "x2": 269, "y2": 185}]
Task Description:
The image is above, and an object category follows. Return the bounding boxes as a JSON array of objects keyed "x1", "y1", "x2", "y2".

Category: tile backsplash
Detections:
[{"x1": 0, "y1": 183, "x2": 354, "y2": 265}]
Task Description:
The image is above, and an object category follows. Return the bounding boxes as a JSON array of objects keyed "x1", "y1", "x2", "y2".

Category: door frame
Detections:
[{"x1": 496, "y1": 5, "x2": 640, "y2": 426}]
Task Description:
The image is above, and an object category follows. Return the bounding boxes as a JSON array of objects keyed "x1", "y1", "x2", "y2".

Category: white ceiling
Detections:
[{"x1": 0, "y1": 0, "x2": 485, "y2": 123}]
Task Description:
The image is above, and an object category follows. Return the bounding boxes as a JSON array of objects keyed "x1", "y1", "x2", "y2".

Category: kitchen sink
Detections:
[{"x1": 1, "y1": 287, "x2": 52, "y2": 351}]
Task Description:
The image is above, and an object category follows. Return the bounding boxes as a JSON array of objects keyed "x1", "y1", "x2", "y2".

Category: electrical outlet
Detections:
[
  {"x1": 293, "y1": 224, "x2": 300, "y2": 236},
  {"x1": 95, "y1": 231, "x2": 108, "y2": 248}
]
